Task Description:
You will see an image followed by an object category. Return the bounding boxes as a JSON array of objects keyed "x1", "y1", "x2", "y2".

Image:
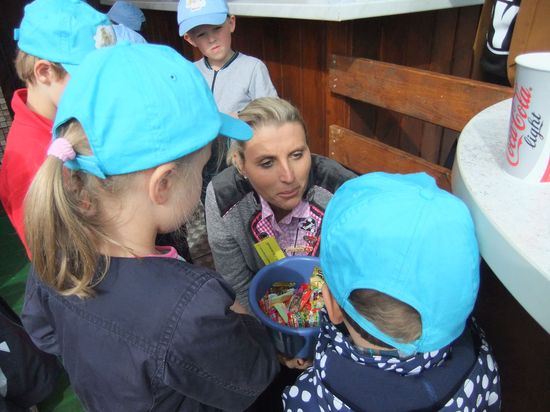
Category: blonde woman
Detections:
[{"x1": 205, "y1": 97, "x2": 356, "y2": 309}]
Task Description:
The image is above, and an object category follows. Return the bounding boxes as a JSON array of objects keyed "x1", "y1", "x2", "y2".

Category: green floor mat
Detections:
[{"x1": 0, "y1": 208, "x2": 28, "y2": 314}]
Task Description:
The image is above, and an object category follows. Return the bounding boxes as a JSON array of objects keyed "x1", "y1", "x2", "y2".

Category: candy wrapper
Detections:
[{"x1": 259, "y1": 266, "x2": 325, "y2": 328}]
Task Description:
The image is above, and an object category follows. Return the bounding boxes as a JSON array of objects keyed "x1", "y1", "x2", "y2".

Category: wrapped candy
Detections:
[{"x1": 259, "y1": 266, "x2": 325, "y2": 328}]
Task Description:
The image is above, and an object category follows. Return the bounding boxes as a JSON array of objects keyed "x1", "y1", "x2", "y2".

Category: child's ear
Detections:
[
  {"x1": 33, "y1": 60, "x2": 56, "y2": 85},
  {"x1": 322, "y1": 283, "x2": 345, "y2": 324},
  {"x1": 148, "y1": 163, "x2": 177, "y2": 205},
  {"x1": 183, "y1": 33, "x2": 196, "y2": 47},
  {"x1": 228, "y1": 15, "x2": 236, "y2": 33}
]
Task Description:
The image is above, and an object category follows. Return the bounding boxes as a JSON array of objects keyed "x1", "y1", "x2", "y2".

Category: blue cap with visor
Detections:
[
  {"x1": 320, "y1": 172, "x2": 480, "y2": 355},
  {"x1": 108, "y1": 1, "x2": 146, "y2": 32},
  {"x1": 177, "y1": 0, "x2": 229, "y2": 36},
  {"x1": 53, "y1": 42, "x2": 252, "y2": 178},
  {"x1": 14, "y1": 0, "x2": 115, "y2": 74}
]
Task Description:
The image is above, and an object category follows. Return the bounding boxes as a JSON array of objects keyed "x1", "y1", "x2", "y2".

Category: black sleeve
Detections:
[{"x1": 0, "y1": 296, "x2": 63, "y2": 408}]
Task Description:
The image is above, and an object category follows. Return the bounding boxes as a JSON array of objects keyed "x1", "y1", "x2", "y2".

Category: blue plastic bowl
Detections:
[{"x1": 248, "y1": 256, "x2": 321, "y2": 359}]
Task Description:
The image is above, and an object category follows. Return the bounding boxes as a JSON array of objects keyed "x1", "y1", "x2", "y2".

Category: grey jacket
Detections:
[
  {"x1": 205, "y1": 155, "x2": 356, "y2": 308},
  {"x1": 195, "y1": 52, "x2": 277, "y2": 114}
]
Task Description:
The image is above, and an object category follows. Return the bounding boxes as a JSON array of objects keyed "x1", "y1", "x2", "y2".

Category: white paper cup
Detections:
[{"x1": 505, "y1": 52, "x2": 550, "y2": 183}]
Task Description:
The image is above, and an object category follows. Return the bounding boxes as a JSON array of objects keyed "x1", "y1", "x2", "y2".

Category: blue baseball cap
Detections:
[
  {"x1": 53, "y1": 43, "x2": 252, "y2": 178},
  {"x1": 14, "y1": 0, "x2": 115, "y2": 74},
  {"x1": 108, "y1": 1, "x2": 145, "y2": 32},
  {"x1": 177, "y1": 0, "x2": 229, "y2": 36},
  {"x1": 320, "y1": 172, "x2": 479, "y2": 355}
]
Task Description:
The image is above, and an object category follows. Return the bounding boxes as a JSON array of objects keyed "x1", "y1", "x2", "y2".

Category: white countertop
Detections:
[
  {"x1": 452, "y1": 99, "x2": 550, "y2": 333},
  {"x1": 100, "y1": 0, "x2": 483, "y2": 21}
]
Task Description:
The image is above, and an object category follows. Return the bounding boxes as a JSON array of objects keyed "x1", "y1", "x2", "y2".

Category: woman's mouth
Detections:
[{"x1": 278, "y1": 188, "x2": 299, "y2": 199}]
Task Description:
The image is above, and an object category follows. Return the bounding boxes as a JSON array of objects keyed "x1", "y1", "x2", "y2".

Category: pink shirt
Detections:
[
  {"x1": 144, "y1": 246, "x2": 184, "y2": 260},
  {"x1": 256, "y1": 196, "x2": 321, "y2": 256}
]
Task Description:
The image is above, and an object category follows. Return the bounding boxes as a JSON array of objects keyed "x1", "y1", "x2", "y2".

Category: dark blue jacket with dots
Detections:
[{"x1": 283, "y1": 311, "x2": 501, "y2": 411}]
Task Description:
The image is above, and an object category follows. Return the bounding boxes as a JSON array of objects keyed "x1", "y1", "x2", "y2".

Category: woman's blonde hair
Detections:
[
  {"x1": 343, "y1": 289, "x2": 422, "y2": 347},
  {"x1": 228, "y1": 97, "x2": 307, "y2": 170},
  {"x1": 15, "y1": 49, "x2": 66, "y2": 85},
  {"x1": 24, "y1": 120, "x2": 201, "y2": 298}
]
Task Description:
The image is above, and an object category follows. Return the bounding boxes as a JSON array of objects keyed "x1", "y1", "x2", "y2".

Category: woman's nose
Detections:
[{"x1": 279, "y1": 162, "x2": 295, "y2": 183}]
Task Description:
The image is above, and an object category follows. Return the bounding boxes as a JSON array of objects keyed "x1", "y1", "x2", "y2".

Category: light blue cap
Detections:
[
  {"x1": 108, "y1": 1, "x2": 145, "y2": 32},
  {"x1": 112, "y1": 24, "x2": 147, "y2": 44},
  {"x1": 53, "y1": 43, "x2": 252, "y2": 178},
  {"x1": 320, "y1": 172, "x2": 479, "y2": 355},
  {"x1": 14, "y1": 0, "x2": 114, "y2": 74},
  {"x1": 177, "y1": 0, "x2": 229, "y2": 36}
]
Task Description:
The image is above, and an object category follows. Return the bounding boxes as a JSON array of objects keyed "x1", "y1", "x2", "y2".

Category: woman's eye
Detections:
[
  {"x1": 259, "y1": 160, "x2": 273, "y2": 168},
  {"x1": 290, "y1": 151, "x2": 303, "y2": 159}
]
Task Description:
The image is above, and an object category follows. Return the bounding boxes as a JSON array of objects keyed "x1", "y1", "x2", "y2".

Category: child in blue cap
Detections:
[
  {"x1": 177, "y1": 0, "x2": 277, "y2": 115},
  {"x1": 108, "y1": 0, "x2": 147, "y2": 43},
  {"x1": 283, "y1": 172, "x2": 501, "y2": 411},
  {"x1": 177, "y1": 0, "x2": 279, "y2": 266},
  {"x1": 0, "y1": 0, "x2": 115, "y2": 257},
  {"x1": 21, "y1": 43, "x2": 279, "y2": 410}
]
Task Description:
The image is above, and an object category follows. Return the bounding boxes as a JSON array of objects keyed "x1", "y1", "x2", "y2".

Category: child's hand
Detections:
[
  {"x1": 230, "y1": 301, "x2": 249, "y2": 314},
  {"x1": 277, "y1": 353, "x2": 312, "y2": 370}
]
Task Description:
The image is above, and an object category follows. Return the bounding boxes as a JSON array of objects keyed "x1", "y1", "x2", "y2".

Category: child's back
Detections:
[
  {"x1": 21, "y1": 43, "x2": 279, "y2": 411},
  {"x1": 283, "y1": 172, "x2": 501, "y2": 411},
  {"x1": 24, "y1": 254, "x2": 274, "y2": 410},
  {"x1": 0, "y1": 0, "x2": 114, "y2": 256}
]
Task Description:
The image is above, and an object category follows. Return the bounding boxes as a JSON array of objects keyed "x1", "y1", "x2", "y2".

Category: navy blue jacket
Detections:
[
  {"x1": 22, "y1": 256, "x2": 279, "y2": 411},
  {"x1": 283, "y1": 312, "x2": 501, "y2": 411}
]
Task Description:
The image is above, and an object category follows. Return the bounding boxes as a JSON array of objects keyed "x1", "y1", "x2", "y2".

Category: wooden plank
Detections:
[
  {"x1": 400, "y1": 11, "x2": 436, "y2": 157},
  {"x1": 325, "y1": 21, "x2": 352, "y2": 155},
  {"x1": 348, "y1": 18, "x2": 381, "y2": 140},
  {"x1": 453, "y1": 5, "x2": 483, "y2": 79},
  {"x1": 279, "y1": 20, "x2": 303, "y2": 108},
  {"x1": 422, "y1": 8, "x2": 458, "y2": 164},
  {"x1": 329, "y1": 125, "x2": 452, "y2": 192},
  {"x1": 329, "y1": 54, "x2": 513, "y2": 132},
  {"x1": 261, "y1": 18, "x2": 283, "y2": 95},
  {"x1": 375, "y1": 14, "x2": 408, "y2": 149},
  {"x1": 301, "y1": 20, "x2": 326, "y2": 156}
]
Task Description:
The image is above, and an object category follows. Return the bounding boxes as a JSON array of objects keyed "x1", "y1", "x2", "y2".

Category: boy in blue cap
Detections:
[
  {"x1": 108, "y1": 0, "x2": 147, "y2": 43},
  {"x1": 177, "y1": 0, "x2": 278, "y2": 267},
  {"x1": 177, "y1": 0, "x2": 277, "y2": 115},
  {"x1": 0, "y1": 0, "x2": 115, "y2": 257},
  {"x1": 283, "y1": 172, "x2": 501, "y2": 411}
]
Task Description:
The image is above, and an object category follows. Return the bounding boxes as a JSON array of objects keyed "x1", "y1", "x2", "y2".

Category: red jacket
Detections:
[{"x1": 0, "y1": 89, "x2": 52, "y2": 257}]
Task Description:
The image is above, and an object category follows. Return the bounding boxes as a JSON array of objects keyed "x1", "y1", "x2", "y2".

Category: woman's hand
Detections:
[
  {"x1": 277, "y1": 353, "x2": 312, "y2": 370},
  {"x1": 230, "y1": 301, "x2": 249, "y2": 314}
]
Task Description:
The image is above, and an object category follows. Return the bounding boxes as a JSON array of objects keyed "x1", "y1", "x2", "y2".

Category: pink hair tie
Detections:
[{"x1": 47, "y1": 138, "x2": 76, "y2": 162}]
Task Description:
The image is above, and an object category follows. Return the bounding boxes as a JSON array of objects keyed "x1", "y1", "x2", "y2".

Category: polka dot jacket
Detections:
[{"x1": 282, "y1": 310, "x2": 500, "y2": 412}]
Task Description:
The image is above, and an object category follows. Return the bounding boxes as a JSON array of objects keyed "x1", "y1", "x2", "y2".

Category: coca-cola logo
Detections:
[
  {"x1": 507, "y1": 86, "x2": 531, "y2": 166},
  {"x1": 507, "y1": 85, "x2": 545, "y2": 167}
]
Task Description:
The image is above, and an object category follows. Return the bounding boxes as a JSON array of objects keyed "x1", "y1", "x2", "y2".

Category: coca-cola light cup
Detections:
[{"x1": 505, "y1": 52, "x2": 550, "y2": 183}]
